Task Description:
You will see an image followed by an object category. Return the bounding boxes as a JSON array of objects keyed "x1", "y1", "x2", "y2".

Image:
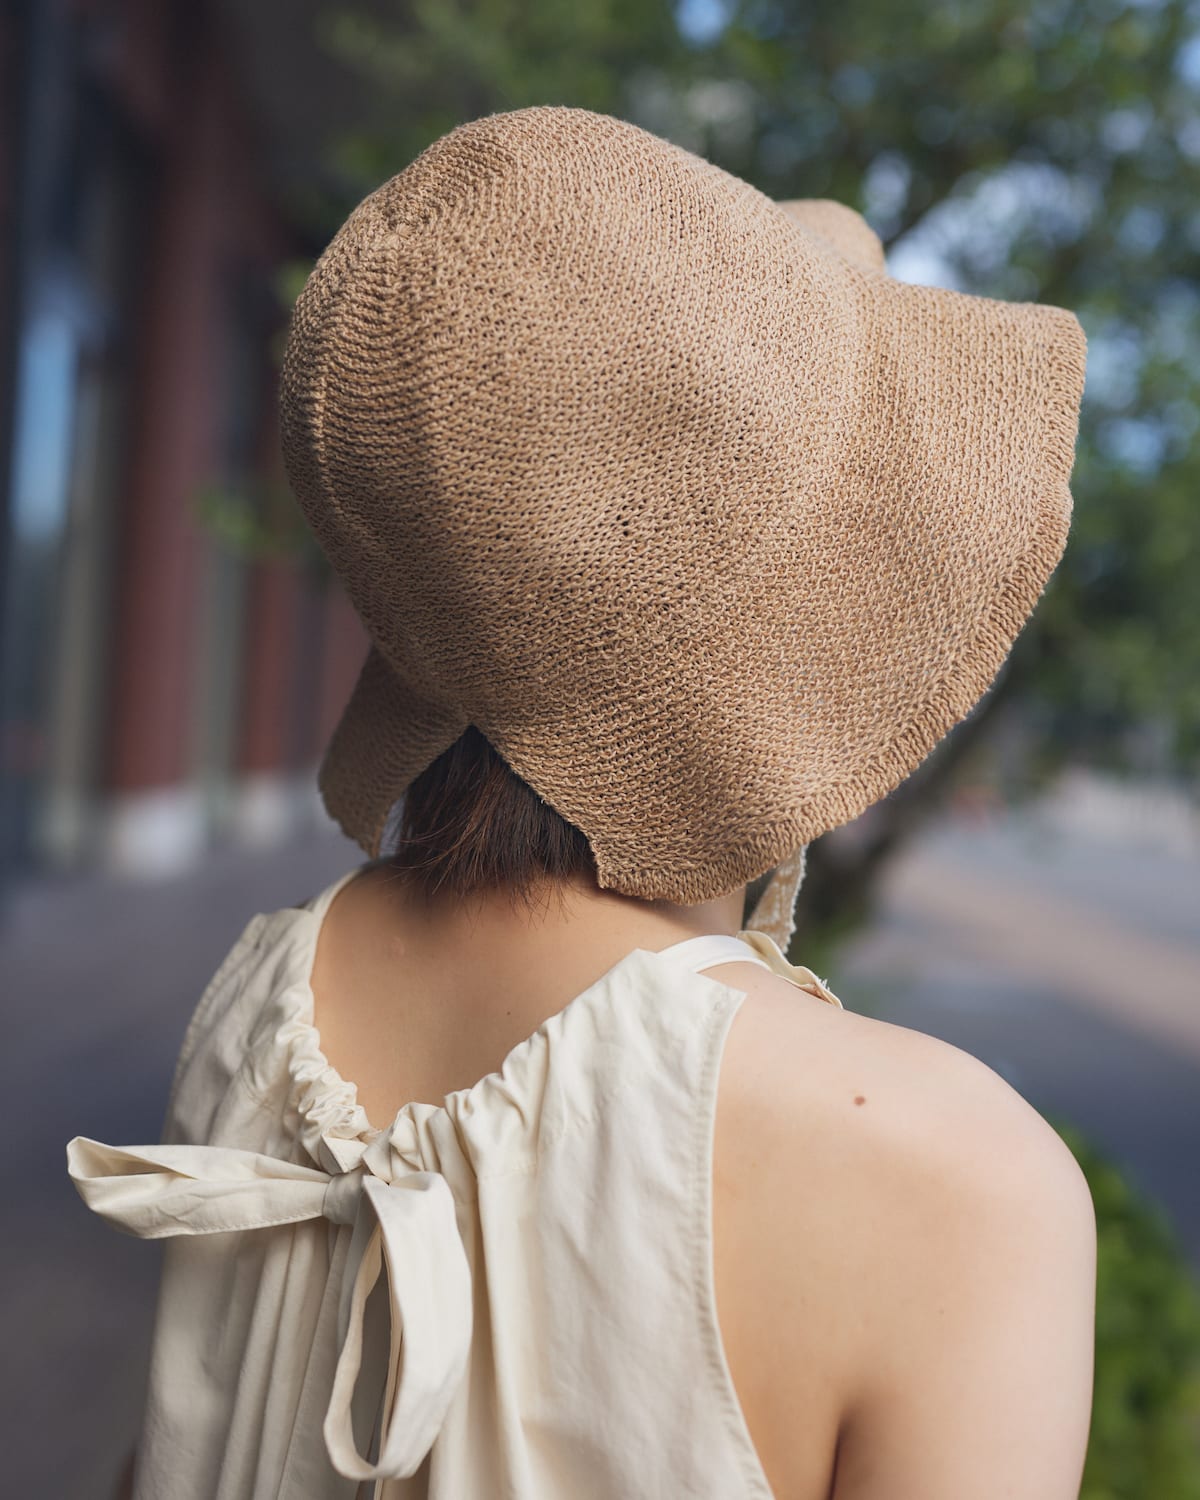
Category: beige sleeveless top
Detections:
[{"x1": 67, "y1": 864, "x2": 843, "y2": 1499}]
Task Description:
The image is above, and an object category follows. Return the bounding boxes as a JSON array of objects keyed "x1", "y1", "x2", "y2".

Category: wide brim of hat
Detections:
[{"x1": 315, "y1": 205, "x2": 1086, "y2": 904}]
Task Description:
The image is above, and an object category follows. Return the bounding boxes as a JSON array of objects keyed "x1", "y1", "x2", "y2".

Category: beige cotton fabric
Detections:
[
  {"x1": 279, "y1": 104, "x2": 1088, "y2": 912},
  {"x1": 67, "y1": 863, "x2": 842, "y2": 1499}
]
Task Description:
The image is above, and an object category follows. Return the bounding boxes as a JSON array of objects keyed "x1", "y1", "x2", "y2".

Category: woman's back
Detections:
[
  {"x1": 310, "y1": 864, "x2": 1097, "y2": 1499},
  {"x1": 70, "y1": 862, "x2": 839, "y2": 1498}
]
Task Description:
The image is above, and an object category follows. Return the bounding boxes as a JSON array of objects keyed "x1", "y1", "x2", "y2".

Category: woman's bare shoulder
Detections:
[
  {"x1": 712, "y1": 964, "x2": 1096, "y2": 1499},
  {"x1": 714, "y1": 959, "x2": 1088, "y2": 1198}
]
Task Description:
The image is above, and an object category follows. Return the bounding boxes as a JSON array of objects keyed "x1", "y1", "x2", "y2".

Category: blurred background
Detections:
[{"x1": 1, "y1": 0, "x2": 1198, "y2": 1494}]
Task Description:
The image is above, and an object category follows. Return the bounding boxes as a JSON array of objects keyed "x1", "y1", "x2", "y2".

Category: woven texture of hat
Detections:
[{"x1": 279, "y1": 105, "x2": 1087, "y2": 906}]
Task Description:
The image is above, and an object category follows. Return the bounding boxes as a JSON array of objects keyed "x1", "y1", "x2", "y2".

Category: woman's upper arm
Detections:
[{"x1": 829, "y1": 1042, "x2": 1098, "y2": 1500}]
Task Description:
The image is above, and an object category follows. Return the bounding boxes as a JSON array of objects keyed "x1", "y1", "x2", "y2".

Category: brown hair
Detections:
[{"x1": 384, "y1": 724, "x2": 598, "y2": 909}]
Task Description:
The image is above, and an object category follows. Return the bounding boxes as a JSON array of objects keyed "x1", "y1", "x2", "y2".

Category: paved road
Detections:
[{"x1": 5, "y1": 813, "x2": 1197, "y2": 1497}]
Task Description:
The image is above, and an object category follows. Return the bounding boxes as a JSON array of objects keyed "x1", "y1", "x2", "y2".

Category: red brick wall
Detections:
[
  {"x1": 102, "y1": 0, "x2": 340, "y2": 799},
  {"x1": 104, "y1": 20, "x2": 223, "y2": 794}
]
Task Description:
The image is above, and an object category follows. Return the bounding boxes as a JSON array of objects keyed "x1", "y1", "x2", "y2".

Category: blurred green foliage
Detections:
[
  {"x1": 192, "y1": 479, "x2": 330, "y2": 579},
  {"x1": 1052, "y1": 1116, "x2": 1200, "y2": 1497}
]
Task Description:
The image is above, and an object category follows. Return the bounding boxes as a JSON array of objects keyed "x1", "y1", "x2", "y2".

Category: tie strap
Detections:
[{"x1": 65, "y1": 1135, "x2": 472, "y2": 1483}]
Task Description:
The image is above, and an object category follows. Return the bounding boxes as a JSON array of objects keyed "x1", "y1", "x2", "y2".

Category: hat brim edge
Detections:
[{"x1": 590, "y1": 302, "x2": 1087, "y2": 904}]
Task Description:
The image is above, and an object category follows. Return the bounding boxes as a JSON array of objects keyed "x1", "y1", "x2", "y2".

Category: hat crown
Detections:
[{"x1": 281, "y1": 106, "x2": 872, "y2": 703}]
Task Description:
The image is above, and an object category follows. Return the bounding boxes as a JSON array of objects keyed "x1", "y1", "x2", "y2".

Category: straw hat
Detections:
[{"x1": 279, "y1": 105, "x2": 1087, "y2": 950}]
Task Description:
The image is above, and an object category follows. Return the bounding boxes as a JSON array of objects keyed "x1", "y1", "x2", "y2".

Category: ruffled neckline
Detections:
[
  {"x1": 271, "y1": 860, "x2": 664, "y2": 1176},
  {"x1": 270, "y1": 862, "x2": 841, "y2": 1176},
  {"x1": 273, "y1": 862, "x2": 391, "y2": 1170}
]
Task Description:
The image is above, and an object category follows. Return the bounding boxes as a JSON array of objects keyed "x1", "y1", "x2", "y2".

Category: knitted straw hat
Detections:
[{"x1": 279, "y1": 104, "x2": 1087, "y2": 951}]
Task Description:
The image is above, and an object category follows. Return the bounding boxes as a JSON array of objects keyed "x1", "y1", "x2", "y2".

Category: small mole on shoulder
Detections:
[{"x1": 853, "y1": 1094, "x2": 867, "y2": 1106}]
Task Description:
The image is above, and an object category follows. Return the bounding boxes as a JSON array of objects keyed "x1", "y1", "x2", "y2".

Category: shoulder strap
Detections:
[
  {"x1": 653, "y1": 933, "x2": 773, "y2": 975},
  {"x1": 652, "y1": 929, "x2": 844, "y2": 1009}
]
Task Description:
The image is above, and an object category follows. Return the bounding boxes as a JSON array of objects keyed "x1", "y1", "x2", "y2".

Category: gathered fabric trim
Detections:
[{"x1": 271, "y1": 982, "x2": 381, "y2": 1173}]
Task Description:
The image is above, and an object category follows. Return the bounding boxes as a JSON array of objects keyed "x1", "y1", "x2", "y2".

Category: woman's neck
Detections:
[{"x1": 349, "y1": 861, "x2": 749, "y2": 974}]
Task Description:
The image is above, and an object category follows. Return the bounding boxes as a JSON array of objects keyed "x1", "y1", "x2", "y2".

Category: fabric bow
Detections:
[{"x1": 65, "y1": 1135, "x2": 472, "y2": 1484}]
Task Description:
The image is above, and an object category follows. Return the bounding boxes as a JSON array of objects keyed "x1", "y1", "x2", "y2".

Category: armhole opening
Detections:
[{"x1": 691, "y1": 989, "x2": 779, "y2": 1500}]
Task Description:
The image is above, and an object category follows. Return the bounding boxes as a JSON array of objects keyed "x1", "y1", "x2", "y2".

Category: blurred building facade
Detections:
[{"x1": 0, "y1": 0, "x2": 367, "y2": 889}]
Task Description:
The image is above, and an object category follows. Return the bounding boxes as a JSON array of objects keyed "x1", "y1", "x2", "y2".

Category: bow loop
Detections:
[{"x1": 325, "y1": 1171, "x2": 473, "y2": 1481}]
